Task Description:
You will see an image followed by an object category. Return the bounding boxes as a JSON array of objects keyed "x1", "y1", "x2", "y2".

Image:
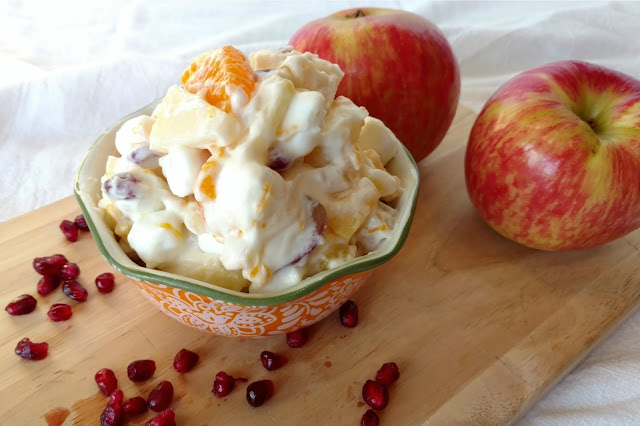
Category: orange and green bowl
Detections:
[{"x1": 74, "y1": 101, "x2": 419, "y2": 337}]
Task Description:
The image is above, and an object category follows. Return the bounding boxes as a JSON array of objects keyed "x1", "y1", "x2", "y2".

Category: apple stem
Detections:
[
  {"x1": 586, "y1": 118, "x2": 596, "y2": 129},
  {"x1": 345, "y1": 9, "x2": 366, "y2": 19}
]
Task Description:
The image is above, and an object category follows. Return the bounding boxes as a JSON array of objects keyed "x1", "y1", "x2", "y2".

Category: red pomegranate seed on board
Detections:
[
  {"x1": 260, "y1": 351, "x2": 287, "y2": 371},
  {"x1": 127, "y1": 359, "x2": 156, "y2": 382},
  {"x1": 5, "y1": 294, "x2": 37, "y2": 315},
  {"x1": 147, "y1": 381, "x2": 174, "y2": 412},
  {"x1": 375, "y1": 362, "x2": 400, "y2": 386},
  {"x1": 15, "y1": 338, "x2": 48, "y2": 360},
  {"x1": 62, "y1": 280, "x2": 88, "y2": 302},
  {"x1": 246, "y1": 380, "x2": 274, "y2": 407},
  {"x1": 340, "y1": 300, "x2": 359, "y2": 328},
  {"x1": 362, "y1": 380, "x2": 389, "y2": 410},
  {"x1": 59, "y1": 262, "x2": 80, "y2": 280},
  {"x1": 212, "y1": 371, "x2": 236, "y2": 398},
  {"x1": 361, "y1": 409, "x2": 379, "y2": 426},
  {"x1": 95, "y1": 368, "x2": 118, "y2": 397},
  {"x1": 47, "y1": 304, "x2": 72, "y2": 322},
  {"x1": 173, "y1": 348, "x2": 199, "y2": 373},
  {"x1": 75, "y1": 214, "x2": 90, "y2": 231},
  {"x1": 145, "y1": 408, "x2": 176, "y2": 426},
  {"x1": 60, "y1": 220, "x2": 79, "y2": 242},
  {"x1": 123, "y1": 396, "x2": 147, "y2": 416},
  {"x1": 95, "y1": 273, "x2": 115, "y2": 294},
  {"x1": 37, "y1": 275, "x2": 60, "y2": 295},
  {"x1": 286, "y1": 328, "x2": 308, "y2": 348}
]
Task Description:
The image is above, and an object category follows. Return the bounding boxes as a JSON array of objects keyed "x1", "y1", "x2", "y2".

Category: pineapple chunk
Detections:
[
  {"x1": 323, "y1": 177, "x2": 380, "y2": 241},
  {"x1": 149, "y1": 85, "x2": 242, "y2": 153},
  {"x1": 358, "y1": 117, "x2": 398, "y2": 165}
]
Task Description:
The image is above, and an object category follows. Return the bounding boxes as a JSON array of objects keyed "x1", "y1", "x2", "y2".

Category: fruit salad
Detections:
[{"x1": 98, "y1": 46, "x2": 404, "y2": 293}]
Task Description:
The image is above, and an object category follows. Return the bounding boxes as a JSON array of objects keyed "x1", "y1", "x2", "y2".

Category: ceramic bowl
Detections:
[{"x1": 74, "y1": 101, "x2": 419, "y2": 337}]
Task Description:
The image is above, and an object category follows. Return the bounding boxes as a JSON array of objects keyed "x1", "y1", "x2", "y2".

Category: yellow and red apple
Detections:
[
  {"x1": 465, "y1": 60, "x2": 640, "y2": 250},
  {"x1": 290, "y1": 8, "x2": 460, "y2": 162}
]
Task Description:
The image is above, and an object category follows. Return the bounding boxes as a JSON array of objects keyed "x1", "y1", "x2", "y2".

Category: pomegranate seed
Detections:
[
  {"x1": 62, "y1": 280, "x2": 88, "y2": 302},
  {"x1": 212, "y1": 371, "x2": 236, "y2": 398},
  {"x1": 95, "y1": 273, "x2": 115, "y2": 294},
  {"x1": 60, "y1": 220, "x2": 79, "y2": 242},
  {"x1": 375, "y1": 362, "x2": 400, "y2": 386},
  {"x1": 286, "y1": 328, "x2": 308, "y2": 348},
  {"x1": 108, "y1": 389, "x2": 124, "y2": 406},
  {"x1": 145, "y1": 408, "x2": 176, "y2": 426},
  {"x1": 173, "y1": 348, "x2": 199, "y2": 373},
  {"x1": 100, "y1": 389, "x2": 124, "y2": 426},
  {"x1": 75, "y1": 214, "x2": 90, "y2": 231},
  {"x1": 127, "y1": 359, "x2": 156, "y2": 382},
  {"x1": 15, "y1": 338, "x2": 48, "y2": 360},
  {"x1": 37, "y1": 275, "x2": 60, "y2": 296},
  {"x1": 123, "y1": 396, "x2": 147, "y2": 416},
  {"x1": 260, "y1": 351, "x2": 287, "y2": 371},
  {"x1": 47, "y1": 304, "x2": 72, "y2": 322},
  {"x1": 361, "y1": 409, "x2": 379, "y2": 426},
  {"x1": 95, "y1": 368, "x2": 118, "y2": 397},
  {"x1": 246, "y1": 380, "x2": 274, "y2": 407},
  {"x1": 33, "y1": 254, "x2": 67, "y2": 276},
  {"x1": 59, "y1": 262, "x2": 80, "y2": 280},
  {"x1": 362, "y1": 380, "x2": 389, "y2": 410},
  {"x1": 5, "y1": 294, "x2": 37, "y2": 315},
  {"x1": 147, "y1": 380, "x2": 174, "y2": 412},
  {"x1": 340, "y1": 300, "x2": 359, "y2": 328}
]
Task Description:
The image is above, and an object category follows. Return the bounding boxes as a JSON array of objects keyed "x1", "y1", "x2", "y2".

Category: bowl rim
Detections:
[{"x1": 75, "y1": 101, "x2": 420, "y2": 307}]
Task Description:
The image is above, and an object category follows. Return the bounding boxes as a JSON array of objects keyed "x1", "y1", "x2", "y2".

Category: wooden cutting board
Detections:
[{"x1": 2, "y1": 106, "x2": 640, "y2": 426}]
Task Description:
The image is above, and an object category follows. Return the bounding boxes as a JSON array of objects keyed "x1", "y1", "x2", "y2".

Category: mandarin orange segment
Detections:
[{"x1": 181, "y1": 46, "x2": 256, "y2": 113}]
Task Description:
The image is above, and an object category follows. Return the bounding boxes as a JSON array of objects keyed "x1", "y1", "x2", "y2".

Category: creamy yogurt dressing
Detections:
[{"x1": 99, "y1": 48, "x2": 403, "y2": 294}]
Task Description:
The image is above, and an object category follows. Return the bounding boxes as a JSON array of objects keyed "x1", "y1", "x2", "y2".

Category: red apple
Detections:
[
  {"x1": 289, "y1": 8, "x2": 460, "y2": 162},
  {"x1": 465, "y1": 60, "x2": 640, "y2": 251}
]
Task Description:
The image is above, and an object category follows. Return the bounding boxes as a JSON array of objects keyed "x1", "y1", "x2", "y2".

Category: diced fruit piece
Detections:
[
  {"x1": 147, "y1": 380, "x2": 174, "y2": 412},
  {"x1": 5, "y1": 294, "x2": 37, "y2": 316},
  {"x1": 75, "y1": 214, "x2": 90, "y2": 231},
  {"x1": 339, "y1": 300, "x2": 358, "y2": 328},
  {"x1": 260, "y1": 351, "x2": 287, "y2": 371},
  {"x1": 267, "y1": 151, "x2": 292, "y2": 172},
  {"x1": 173, "y1": 348, "x2": 199, "y2": 373},
  {"x1": 47, "y1": 304, "x2": 72, "y2": 322},
  {"x1": 127, "y1": 359, "x2": 156, "y2": 382},
  {"x1": 362, "y1": 380, "x2": 389, "y2": 410},
  {"x1": 95, "y1": 368, "x2": 118, "y2": 397},
  {"x1": 95, "y1": 273, "x2": 116, "y2": 294},
  {"x1": 59, "y1": 262, "x2": 80, "y2": 280},
  {"x1": 286, "y1": 328, "x2": 308, "y2": 348},
  {"x1": 62, "y1": 280, "x2": 88, "y2": 302},
  {"x1": 246, "y1": 380, "x2": 274, "y2": 407},
  {"x1": 181, "y1": 45, "x2": 256, "y2": 112},
  {"x1": 33, "y1": 254, "x2": 67, "y2": 276},
  {"x1": 145, "y1": 408, "x2": 176, "y2": 426},
  {"x1": 375, "y1": 362, "x2": 400, "y2": 386},
  {"x1": 361, "y1": 409, "x2": 379, "y2": 426},
  {"x1": 123, "y1": 396, "x2": 148, "y2": 416},
  {"x1": 37, "y1": 275, "x2": 60, "y2": 296},
  {"x1": 60, "y1": 220, "x2": 79, "y2": 242},
  {"x1": 212, "y1": 371, "x2": 237, "y2": 398},
  {"x1": 127, "y1": 147, "x2": 161, "y2": 169},
  {"x1": 15, "y1": 338, "x2": 48, "y2": 360},
  {"x1": 102, "y1": 173, "x2": 140, "y2": 200}
]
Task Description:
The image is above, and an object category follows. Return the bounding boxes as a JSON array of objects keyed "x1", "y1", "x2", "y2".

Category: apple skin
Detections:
[
  {"x1": 289, "y1": 8, "x2": 460, "y2": 162},
  {"x1": 465, "y1": 60, "x2": 640, "y2": 251}
]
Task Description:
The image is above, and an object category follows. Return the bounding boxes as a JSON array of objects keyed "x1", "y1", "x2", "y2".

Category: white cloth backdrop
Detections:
[{"x1": 2, "y1": 1, "x2": 640, "y2": 423}]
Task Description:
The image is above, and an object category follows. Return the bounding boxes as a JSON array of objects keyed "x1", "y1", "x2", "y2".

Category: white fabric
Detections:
[{"x1": 1, "y1": 1, "x2": 640, "y2": 423}]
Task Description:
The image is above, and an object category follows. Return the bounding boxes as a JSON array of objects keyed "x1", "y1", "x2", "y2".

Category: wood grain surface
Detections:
[{"x1": 2, "y1": 106, "x2": 640, "y2": 426}]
